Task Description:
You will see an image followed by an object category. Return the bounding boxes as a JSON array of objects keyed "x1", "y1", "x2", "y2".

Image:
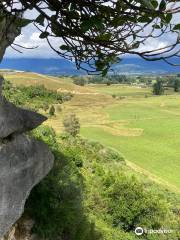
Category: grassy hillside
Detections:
[{"x1": 3, "y1": 71, "x2": 180, "y2": 192}]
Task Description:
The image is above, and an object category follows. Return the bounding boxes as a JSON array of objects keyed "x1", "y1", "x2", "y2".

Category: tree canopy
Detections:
[{"x1": 1, "y1": 0, "x2": 180, "y2": 74}]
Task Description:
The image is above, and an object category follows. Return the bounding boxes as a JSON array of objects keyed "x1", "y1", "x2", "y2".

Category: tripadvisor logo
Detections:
[
  {"x1": 135, "y1": 227, "x2": 144, "y2": 236},
  {"x1": 134, "y1": 227, "x2": 173, "y2": 236}
]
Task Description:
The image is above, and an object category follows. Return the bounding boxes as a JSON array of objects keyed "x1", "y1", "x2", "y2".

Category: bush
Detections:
[
  {"x1": 43, "y1": 103, "x2": 49, "y2": 112},
  {"x1": 104, "y1": 173, "x2": 169, "y2": 231},
  {"x1": 63, "y1": 113, "x2": 80, "y2": 137},
  {"x1": 73, "y1": 78, "x2": 86, "y2": 86},
  {"x1": 153, "y1": 79, "x2": 164, "y2": 95},
  {"x1": 49, "y1": 105, "x2": 55, "y2": 116},
  {"x1": 174, "y1": 78, "x2": 179, "y2": 92},
  {"x1": 2, "y1": 81, "x2": 72, "y2": 110}
]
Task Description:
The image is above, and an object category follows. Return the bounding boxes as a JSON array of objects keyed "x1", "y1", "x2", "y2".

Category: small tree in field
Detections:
[
  {"x1": 63, "y1": 114, "x2": 80, "y2": 137},
  {"x1": 153, "y1": 79, "x2": 164, "y2": 95},
  {"x1": 174, "y1": 78, "x2": 179, "y2": 92},
  {"x1": 73, "y1": 78, "x2": 86, "y2": 86},
  {"x1": 49, "y1": 105, "x2": 55, "y2": 116}
]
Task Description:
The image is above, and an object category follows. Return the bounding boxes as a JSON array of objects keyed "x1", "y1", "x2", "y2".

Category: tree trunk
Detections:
[{"x1": 0, "y1": 10, "x2": 21, "y2": 61}]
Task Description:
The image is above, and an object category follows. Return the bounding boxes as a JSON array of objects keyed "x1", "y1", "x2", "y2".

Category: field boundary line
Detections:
[{"x1": 126, "y1": 160, "x2": 180, "y2": 194}]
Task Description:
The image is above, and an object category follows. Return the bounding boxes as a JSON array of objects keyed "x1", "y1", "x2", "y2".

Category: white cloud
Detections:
[
  {"x1": 5, "y1": 24, "x2": 60, "y2": 58},
  {"x1": 138, "y1": 38, "x2": 167, "y2": 53},
  {"x1": 4, "y1": 6, "x2": 177, "y2": 59}
]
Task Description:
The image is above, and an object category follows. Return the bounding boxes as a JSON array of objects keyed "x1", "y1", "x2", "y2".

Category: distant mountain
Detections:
[
  {"x1": 0, "y1": 57, "x2": 179, "y2": 75},
  {"x1": 0, "y1": 58, "x2": 84, "y2": 76},
  {"x1": 111, "y1": 57, "x2": 180, "y2": 75}
]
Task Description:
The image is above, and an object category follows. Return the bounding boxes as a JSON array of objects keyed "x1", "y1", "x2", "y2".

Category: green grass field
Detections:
[
  {"x1": 81, "y1": 95, "x2": 180, "y2": 191},
  {"x1": 4, "y1": 72, "x2": 180, "y2": 192}
]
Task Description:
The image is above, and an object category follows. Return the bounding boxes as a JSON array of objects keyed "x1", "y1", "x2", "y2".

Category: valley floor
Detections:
[{"x1": 5, "y1": 72, "x2": 180, "y2": 192}]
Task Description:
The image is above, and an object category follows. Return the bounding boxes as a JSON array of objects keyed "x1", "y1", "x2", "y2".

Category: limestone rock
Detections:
[
  {"x1": 0, "y1": 134, "x2": 54, "y2": 238},
  {"x1": 0, "y1": 97, "x2": 47, "y2": 138},
  {"x1": 0, "y1": 75, "x2": 47, "y2": 138}
]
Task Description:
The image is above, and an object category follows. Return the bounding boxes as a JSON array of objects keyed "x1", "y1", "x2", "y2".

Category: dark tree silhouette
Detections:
[
  {"x1": 174, "y1": 78, "x2": 180, "y2": 92},
  {"x1": 153, "y1": 78, "x2": 164, "y2": 95},
  {"x1": 0, "y1": 1, "x2": 179, "y2": 74}
]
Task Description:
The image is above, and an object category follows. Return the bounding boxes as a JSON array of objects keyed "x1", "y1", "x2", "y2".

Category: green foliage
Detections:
[
  {"x1": 153, "y1": 79, "x2": 164, "y2": 95},
  {"x1": 25, "y1": 126, "x2": 180, "y2": 240},
  {"x1": 73, "y1": 77, "x2": 87, "y2": 86},
  {"x1": 174, "y1": 78, "x2": 179, "y2": 92},
  {"x1": 89, "y1": 75, "x2": 130, "y2": 85},
  {"x1": 49, "y1": 105, "x2": 55, "y2": 116},
  {"x1": 26, "y1": 126, "x2": 101, "y2": 240},
  {"x1": 2, "y1": 80, "x2": 72, "y2": 111},
  {"x1": 104, "y1": 173, "x2": 169, "y2": 231},
  {"x1": 63, "y1": 114, "x2": 80, "y2": 137},
  {"x1": 42, "y1": 102, "x2": 49, "y2": 112}
]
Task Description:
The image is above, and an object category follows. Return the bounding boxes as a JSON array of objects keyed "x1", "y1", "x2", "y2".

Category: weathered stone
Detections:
[
  {"x1": 0, "y1": 97, "x2": 47, "y2": 138},
  {"x1": 0, "y1": 134, "x2": 54, "y2": 238},
  {"x1": 0, "y1": 75, "x2": 47, "y2": 138}
]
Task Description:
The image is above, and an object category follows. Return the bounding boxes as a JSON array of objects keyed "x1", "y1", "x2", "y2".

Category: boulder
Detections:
[
  {"x1": 0, "y1": 97, "x2": 47, "y2": 139},
  {"x1": 0, "y1": 134, "x2": 54, "y2": 238},
  {"x1": 0, "y1": 76, "x2": 47, "y2": 139}
]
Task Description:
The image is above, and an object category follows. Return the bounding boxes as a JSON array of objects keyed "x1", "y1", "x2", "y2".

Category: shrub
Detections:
[
  {"x1": 73, "y1": 78, "x2": 86, "y2": 86},
  {"x1": 49, "y1": 105, "x2": 55, "y2": 116},
  {"x1": 104, "y1": 173, "x2": 169, "y2": 231},
  {"x1": 43, "y1": 103, "x2": 49, "y2": 112},
  {"x1": 174, "y1": 78, "x2": 179, "y2": 92},
  {"x1": 63, "y1": 114, "x2": 80, "y2": 137},
  {"x1": 153, "y1": 79, "x2": 164, "y2": 95}
]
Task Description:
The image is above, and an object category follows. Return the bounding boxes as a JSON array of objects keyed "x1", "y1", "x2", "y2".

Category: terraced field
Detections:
[{"x1": 4, "y1": 71, "x2": 180, "y2": 192}]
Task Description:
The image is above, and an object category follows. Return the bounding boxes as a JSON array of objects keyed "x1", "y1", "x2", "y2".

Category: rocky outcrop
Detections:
[
  {"x1": 0, "y1": 76, "x2": 47, "y2": 139},
  {"x1": 0, "y1": 76, "x2": 54, "y2": 238},
  {"x1": 0, "y1": 96, "x2": 47, "y2": 139}
]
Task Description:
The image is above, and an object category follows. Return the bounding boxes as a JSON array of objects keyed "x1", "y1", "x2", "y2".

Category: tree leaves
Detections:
[
  {"x1": 39, "y1": 32, "x2": 49, "y2": 39},
  {"x1": 60, "y1": 45, "x2": 72, "y2": 51},
  {"x1": 35, "y1": 14, "x2": 45, "y2": 26},
  {"x1": 165, "y1": 13, "x2": 172, "y2": 24},
  {"x1": 16, "y1": 18, "x2": 32, "y2": 28},
  {"x1": 151, "y1": 0, "x2": 159, "y2": 9},
  {"x1": 140, "y1": 0, "x2": 154, "y2": 9},
  {"x1": 159, "y1": 0, "x2": 166, "y2": 11},
  {"x1": 173, "y1": 24, "x2": 180, "y2": 30},
  {"x1": 81, "y1": 18, "x2": 104, "y2": 32}
]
